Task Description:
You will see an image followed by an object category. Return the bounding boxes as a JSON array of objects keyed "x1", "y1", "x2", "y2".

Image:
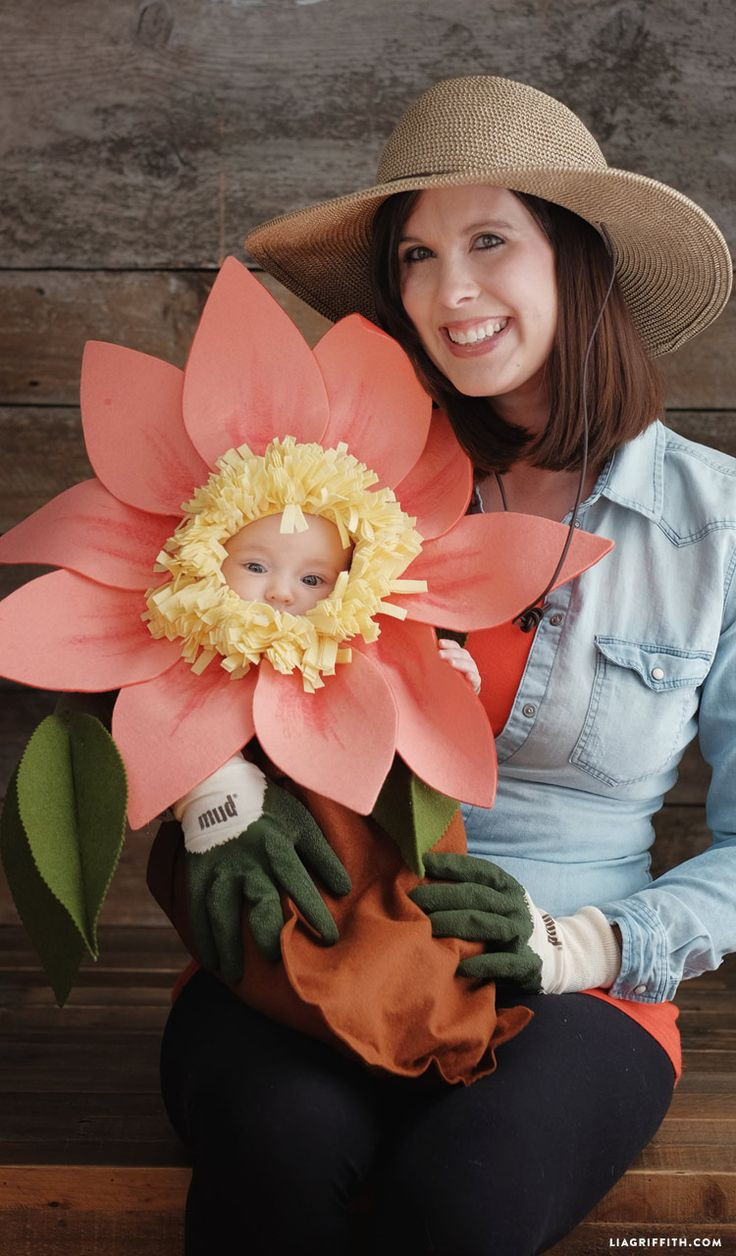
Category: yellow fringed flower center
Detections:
[{"x1": 143, "y1": 436, "x2": 427, "y2": 692}]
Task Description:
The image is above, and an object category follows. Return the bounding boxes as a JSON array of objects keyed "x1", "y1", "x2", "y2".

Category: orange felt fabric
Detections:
[{"x1": 149, "y1": 794, "x2": 531, "y2": 1086}]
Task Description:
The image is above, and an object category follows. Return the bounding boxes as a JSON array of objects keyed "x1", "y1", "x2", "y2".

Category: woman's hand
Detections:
[
  {"x1": 437, "y1": 638, "x2": 481, "y2": 694},
  {"x1": 409, "y1": 852, "x2": 621, "y2": 994}
]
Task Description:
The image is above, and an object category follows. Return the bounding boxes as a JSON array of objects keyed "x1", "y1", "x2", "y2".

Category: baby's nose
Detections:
[{"x1": 266, "y1": 578, "x2": 293, "y2": 605}]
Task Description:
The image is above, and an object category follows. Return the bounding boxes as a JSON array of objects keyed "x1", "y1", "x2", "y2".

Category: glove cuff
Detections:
[
  {"x1": 526, "y1": 898, "x2": 621, "y2": 995},
  {"x1": 174, "y1": 755, "x2": 267, "y2": 852}
]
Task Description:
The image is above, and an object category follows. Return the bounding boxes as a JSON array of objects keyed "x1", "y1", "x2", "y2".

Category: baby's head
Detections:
[{"x1": 221, "y1": 512, "x2": 352, "y2": 615}]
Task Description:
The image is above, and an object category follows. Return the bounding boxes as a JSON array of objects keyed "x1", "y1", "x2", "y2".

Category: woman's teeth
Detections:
[{"x1": 447, "y1": 318, "x2": 508, "y2": 345}]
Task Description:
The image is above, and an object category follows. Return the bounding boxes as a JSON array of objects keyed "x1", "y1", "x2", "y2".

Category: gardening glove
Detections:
[
  {"x1": 408, "y1": 851, "x2": 620, "y2": 994},
  {"x1": 174, "y1": 755, "x2": 352, "y2": 981}
]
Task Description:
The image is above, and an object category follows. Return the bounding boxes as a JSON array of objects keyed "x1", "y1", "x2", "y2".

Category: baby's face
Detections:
[{"x1": 221, "y1": 512, "x2": 351, "y2": 615}]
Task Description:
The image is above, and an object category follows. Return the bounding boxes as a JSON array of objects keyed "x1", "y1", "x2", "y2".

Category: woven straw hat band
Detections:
[{"x1": 378, "y1": 77, "x2": 608, "y2": 183}]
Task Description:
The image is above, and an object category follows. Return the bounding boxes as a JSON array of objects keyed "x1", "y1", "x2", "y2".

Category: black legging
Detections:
[{"x1": 160, "y1": 969, "x2": 675, "y2": 1256}]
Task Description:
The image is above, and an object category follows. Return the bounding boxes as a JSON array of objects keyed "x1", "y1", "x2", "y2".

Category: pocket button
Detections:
[{"x1": 651, "y1": 666, "x2": 665, "y2": 681}]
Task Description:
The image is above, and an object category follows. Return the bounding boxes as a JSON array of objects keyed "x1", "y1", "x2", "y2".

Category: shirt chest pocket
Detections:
[{"x1": 570, "y1": 637, "x2": 712, "y2": 788}]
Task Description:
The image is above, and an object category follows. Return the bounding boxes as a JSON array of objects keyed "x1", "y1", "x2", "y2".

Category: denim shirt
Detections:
[{"x1": 461, "y1": 420, "x2": 736, "y2": 1003}]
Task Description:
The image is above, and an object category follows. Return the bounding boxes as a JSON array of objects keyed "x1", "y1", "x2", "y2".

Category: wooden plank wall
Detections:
[{"x1": 1, "y1": 0, "x2": 734, "y2": 930}]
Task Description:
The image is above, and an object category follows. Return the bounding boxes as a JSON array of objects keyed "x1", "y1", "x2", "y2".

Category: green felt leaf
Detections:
[
  {"x1": 16, "y1": 711, "x2": 128, "y2": 958},
  {"x1": 371, "y1": 757, "x2": 458, "y2": 877},
  {"x1": 408, "y1": 773, "x2": 460, "y2": 865},
  {"x1": 0, "y1": 768, "x2": 86, "y2": 1006}
]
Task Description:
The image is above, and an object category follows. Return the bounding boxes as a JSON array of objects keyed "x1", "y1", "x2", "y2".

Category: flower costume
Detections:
[{"x1": 0, "y1": 258, "x2": 611, "y2": 1081}]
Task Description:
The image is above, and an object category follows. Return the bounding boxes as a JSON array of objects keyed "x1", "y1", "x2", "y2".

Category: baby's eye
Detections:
[
  {"x1": 473, "y1": 233, "x2": 503, "y2": 250},
  {"x1": 301, "y1": 574, "x2": 323, "y2": 587},
  {"x1": 244, "y1": 562, "x2": 266, "y2": 573},
  {"x1": 400, "y1": 245, "x2": 434, "y2": 265}
]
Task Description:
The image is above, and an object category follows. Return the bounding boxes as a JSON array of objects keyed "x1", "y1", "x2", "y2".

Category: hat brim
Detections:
[{"x1": 246, "y1": 166, "x2": 732, "y2": 358}]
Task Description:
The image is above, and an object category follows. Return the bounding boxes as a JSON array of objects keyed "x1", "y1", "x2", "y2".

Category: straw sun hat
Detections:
[{"x1": 245, "y1": 75, "x2": 732, "y2": 358}]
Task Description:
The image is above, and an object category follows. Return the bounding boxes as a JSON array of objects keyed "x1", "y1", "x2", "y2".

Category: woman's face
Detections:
[{"x1": 398, "y1": 186, "x2": 558, "y2": 421}]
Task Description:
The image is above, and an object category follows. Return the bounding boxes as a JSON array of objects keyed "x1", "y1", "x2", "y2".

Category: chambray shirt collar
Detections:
[
  {"x1": 471, "y1": 420, "x2": 666, "y2": 524},
  {"x1": 591, "y1": 420, "x2": 666, "y2": 523}
]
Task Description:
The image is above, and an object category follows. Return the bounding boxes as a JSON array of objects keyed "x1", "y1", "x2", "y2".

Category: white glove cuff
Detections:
[
  {"x1": 526, "y1": 898, "x2": 621, "y2": 995},
  {"x1": 173, "y1": 755, "x2": 267, "y2": 853}
]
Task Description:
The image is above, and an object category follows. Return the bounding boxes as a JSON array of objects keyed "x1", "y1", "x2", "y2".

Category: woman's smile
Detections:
[{"x1": 442, "y1": 316, "x2": 511, "y2": 353}]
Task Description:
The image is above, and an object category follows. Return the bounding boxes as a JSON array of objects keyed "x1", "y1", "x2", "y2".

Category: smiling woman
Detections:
[
  {"x1": 396, "y1": 187, "x2": 558, "y2": 424},
  {"x1": 370, "y1": 187, "x2": 665, "y2": 479},
  {"x1": 216, "y1": 72, "x2": 735, "y2": 1256}
]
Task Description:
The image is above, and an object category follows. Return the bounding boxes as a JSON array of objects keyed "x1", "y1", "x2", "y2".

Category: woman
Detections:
[{"x1": 161, "y1": 76, "x2": 734, "y2": 1254}]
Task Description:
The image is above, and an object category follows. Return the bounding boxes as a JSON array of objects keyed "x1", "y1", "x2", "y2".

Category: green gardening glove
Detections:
[
  {"x1": 176, "y1": 756, "x2": 351, "y2": 981},
  {"x1": 408, "y1": 851, "x2": 542, "y2": 990},
  {"x1": 409, "y1": 852, "x2": 621, "y2": 995}
]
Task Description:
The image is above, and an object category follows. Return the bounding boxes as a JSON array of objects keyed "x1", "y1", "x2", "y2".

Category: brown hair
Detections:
[{"x1": 369, "y1": 191, "x2": 663, "y2": 474}]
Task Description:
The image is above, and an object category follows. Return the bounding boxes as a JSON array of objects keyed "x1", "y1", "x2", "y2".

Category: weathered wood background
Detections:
[{"x1": 0, "y1": 0, "x2": 734, "y2": 929}]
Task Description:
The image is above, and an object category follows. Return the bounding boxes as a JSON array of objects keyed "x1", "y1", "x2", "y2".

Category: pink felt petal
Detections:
[
  {"x1": 0, "y1": 479, "x2": 178, "y2": 591},
  {"x1": 113, "y1": 659, "x2": 257, "y2": 828},
  {"x1": 183, "y1": 258, "x2": 329, "y2": 463},
  {"x1": 81, "y1": 341, "x2": 210, "y2": 516},
  {"x1": 354, "y1": 619, "x2": 496, "y2": 807},
  {"x1": 314, "y1": 316, "x2": 432, "y2": 488},
  {"x1": 253, "y1": 652, "x2": 398, "y2": 814},
  {"x1": 0, "y1": 570, "x2": 181, "y2": 691},
  {"x1": 392, "y1": 514, "x2": 614, "y2": 629},
  {"x1": 393, "y1": 407, "x2": 473, "y2": 539}
]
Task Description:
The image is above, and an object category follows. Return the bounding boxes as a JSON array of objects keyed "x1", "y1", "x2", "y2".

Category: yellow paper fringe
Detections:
[{"x1": 144, "y1": 436, "x2": 425, "y2": 693}]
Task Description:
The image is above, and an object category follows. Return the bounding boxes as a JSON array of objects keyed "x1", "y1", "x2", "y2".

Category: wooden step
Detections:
[{"x1": 1, "y1": 925, "x2": 735, "y2": 1254}]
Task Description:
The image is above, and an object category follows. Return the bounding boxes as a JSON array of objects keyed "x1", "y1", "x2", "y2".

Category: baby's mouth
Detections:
[{"x1": 445, "y1": 318, "x2": 508, "y2": 346}]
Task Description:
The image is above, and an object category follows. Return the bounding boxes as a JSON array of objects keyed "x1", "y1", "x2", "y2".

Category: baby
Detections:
[
  {"x1": 221, "y1": 511, "x2": 351, "y2": 617},
  {"x1": 159, "y1": 508, "x2": 529, "y2": 1086},
  {"x1": 174, "y1": 508, "x2": 481, "y2": 963},
  {"x1": 221, "y1": 510, "x2": 480, "y2": 689}
]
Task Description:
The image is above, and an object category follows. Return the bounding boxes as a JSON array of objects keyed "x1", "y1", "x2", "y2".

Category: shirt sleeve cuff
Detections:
[{"x1": 601, "y1": 896, "x2": 678, "y2": 1003}]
